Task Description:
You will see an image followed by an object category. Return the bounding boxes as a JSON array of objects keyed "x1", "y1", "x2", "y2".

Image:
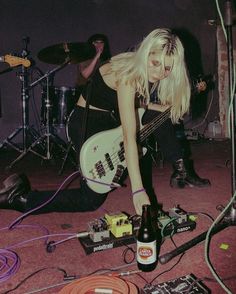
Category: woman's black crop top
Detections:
[{"x1": 82, "y1": 67, "x2": 119, "y2": 112}]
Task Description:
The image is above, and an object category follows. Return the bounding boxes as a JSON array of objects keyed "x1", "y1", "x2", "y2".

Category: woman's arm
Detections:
[{"x1": 117, "y1": 82, "x2": 150, "y2": 215}]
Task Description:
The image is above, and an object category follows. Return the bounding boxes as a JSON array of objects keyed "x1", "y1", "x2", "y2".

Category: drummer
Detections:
[{"x1": 76, "y1": 34, "x2": 111, "y2": 91}]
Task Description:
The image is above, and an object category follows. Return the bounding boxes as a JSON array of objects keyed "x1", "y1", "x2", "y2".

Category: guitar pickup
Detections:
[
  {"x1": 112, "y1": 165, "x2": 125, "y2": 184},
  {"x1": 105, "y1": 153, "x2": 114, "y2": 170},
  {"x1": 95, "y1": 160, "x2": 106, "y2": 178},
  {"x1": 118, "y1": 142, "x2": 125, "y2": 162}
]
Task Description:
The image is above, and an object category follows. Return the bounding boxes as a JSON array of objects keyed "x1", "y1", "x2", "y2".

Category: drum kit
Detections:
[{"x1": 0, "y1": 37, "x2": 96, "y2": 172}]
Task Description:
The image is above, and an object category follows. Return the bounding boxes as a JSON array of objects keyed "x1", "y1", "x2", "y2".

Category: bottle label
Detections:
[{"x1": 137, "y1": 240, "x2": 156, "y2": 264}]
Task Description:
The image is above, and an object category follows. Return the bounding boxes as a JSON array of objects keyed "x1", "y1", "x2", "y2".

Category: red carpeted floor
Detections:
[{"x1": 0, "y1": 138, "x2": 235, "y2": 293}]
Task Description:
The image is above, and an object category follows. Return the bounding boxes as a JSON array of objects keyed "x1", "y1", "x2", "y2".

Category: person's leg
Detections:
[
  {"x1": 25, "y1": 179, "x2": 107, "y2": 214},
  {"x1": 142, "y1": 110, "x2": 182, "y2": 162},
  {"x1": 28, "y1": 107, "x2": 120, "y2": 213},
  {"x1": 0, "y1": 108, "x2": 120, "y2": 213},
  {"x1": 142, "y1": 109, "x2": 210, "y2": 188},
  {"x1": 139, "y1": 151, "x2": 161, "y2": 214},
  {"x1": 0, "y1": 175, "x2": 108, "y2": 213},
  {"x1": 139, "y1": 145, "x2": 168, "y2": 222}
]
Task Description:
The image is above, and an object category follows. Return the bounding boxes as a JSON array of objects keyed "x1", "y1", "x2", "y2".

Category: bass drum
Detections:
[{"x1": 41, "y1": 86, "x2": 78, "y2": 127}]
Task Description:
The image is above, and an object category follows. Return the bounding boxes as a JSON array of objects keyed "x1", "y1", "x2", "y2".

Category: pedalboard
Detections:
[
  {"x1": 158, "y1": 216, "x2": 196, "y2": 237},
  {"x1": 157, "y1": 207, "x2": 196, "y2": 237},
  {"x1": 79, "y1": 230, "x2": 137, "y2": 255},
  {"x1": 141, "y1": 273, "x2": 211, "y2": 293},
  {"x1": 104, "y1": 212, "x2": 133, "y2": 238},
  {"x1": 88, "y1": 218, "x2": 110, "y2": 243},
  {"x1": 79, "y1": 208, "x2": 196, "y2": 255},
  {"x1": 169, "y1": 206, "x2": 188, "y2": 224}
]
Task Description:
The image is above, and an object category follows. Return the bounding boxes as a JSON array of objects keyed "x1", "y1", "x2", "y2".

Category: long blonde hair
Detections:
[{"x1": 110, "y1": 28, "x2": 191, "y2": 123}]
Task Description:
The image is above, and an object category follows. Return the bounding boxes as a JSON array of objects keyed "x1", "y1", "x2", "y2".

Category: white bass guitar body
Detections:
[
  {"x1": 79, "y1": 125, "x2": 127, "y2": 193},
  {"x1": 80, "y1": 108, "x2": 171, "y2": 194}
]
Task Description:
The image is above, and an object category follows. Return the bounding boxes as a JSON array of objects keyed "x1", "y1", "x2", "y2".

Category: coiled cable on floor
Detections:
[
  {"x1": 58, "y1": 275, "x2": 138, "y2": 294},
  {"x1": 0, "y1": 249, "x2": 20, "y2": 283}
]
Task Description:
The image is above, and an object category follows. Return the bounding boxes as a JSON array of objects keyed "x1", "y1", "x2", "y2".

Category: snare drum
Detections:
[{"x1": 41, "y1": 86, "x2": 78, "y2": 127}]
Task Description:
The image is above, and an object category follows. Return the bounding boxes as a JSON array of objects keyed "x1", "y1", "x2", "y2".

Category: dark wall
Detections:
[{"x1": 0, "y1": 0, "x2": 218, "y2": 142}]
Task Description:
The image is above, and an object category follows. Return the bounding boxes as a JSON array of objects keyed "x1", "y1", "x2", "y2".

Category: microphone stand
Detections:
[
  {"x1": 159, "y1": 0, "x2": 236, "y2": 265},
  {"x1": 6, "y1": 59, "x2": 71, "y2": 168},
  {"x1": 225, "y1": 0, "x2": 236, "y2": 223}
]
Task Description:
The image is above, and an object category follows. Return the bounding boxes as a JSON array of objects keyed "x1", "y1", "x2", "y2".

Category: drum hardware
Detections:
[
  {"x1": 35, "y1": 41, "x2": 95, "y2": 172},
  {"x1": 6, "y1": 58, "x2": 73, "y2": 167},
  {"x1": 1, "y1": 40, "x2": 96, "y2": 169},
  {"x1": 58, "y1": 140, "x2": 77, "y2": 175},
  {"x1": 0, "y1": 38, "x2": 44, "y2": 169},
  {"x1": 40, "y1": 86, "x2": 78, "y2": 128},
  {"x1": 58, "y1": 109, "x2": 77, "y2": 175}
]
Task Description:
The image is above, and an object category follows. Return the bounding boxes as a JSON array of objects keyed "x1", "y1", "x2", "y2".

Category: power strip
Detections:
[{"x1": 141, "y1": 273, "x2": 211, "y2": 293}]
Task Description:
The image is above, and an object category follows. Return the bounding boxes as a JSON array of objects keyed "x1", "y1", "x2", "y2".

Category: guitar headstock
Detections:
[{"x1": 4, "y1": 54, "x2": 31, "y2": 68}]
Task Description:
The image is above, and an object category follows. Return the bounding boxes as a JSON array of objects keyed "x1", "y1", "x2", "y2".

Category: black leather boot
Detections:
[
  {"x1": 170, "y1": 159, "x2": 211, "y2": 188},
  {"x1": 170, "y1": 159, "x2": 186, "y2": 188},
  {"x1": 0, "y1": 173, "x2": 31, "y2": 211}
]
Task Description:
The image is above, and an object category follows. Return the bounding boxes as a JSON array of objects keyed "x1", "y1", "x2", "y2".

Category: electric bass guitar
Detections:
[{"x1": 79, "y1": 108, "x2": 171, "y2": 194}]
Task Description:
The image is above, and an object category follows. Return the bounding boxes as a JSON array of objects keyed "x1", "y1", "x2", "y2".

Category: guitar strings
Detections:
[
  {"x1": 101, "y1": 109, "x2": 170, "y2": 171},
  {"x1": 91, "y1": 109, "x2": 171, "y2": 183},
  {"x1": 93, "y1": 109, "x2": 171, "y2": 177},
  {"x1": 138, "y1": 108, "x2": 171, "y2": 142}
]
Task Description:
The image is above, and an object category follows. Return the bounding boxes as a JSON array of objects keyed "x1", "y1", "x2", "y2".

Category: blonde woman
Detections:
[{"x1": 0, "y1": 28, "x2": 209, "y2": 215}]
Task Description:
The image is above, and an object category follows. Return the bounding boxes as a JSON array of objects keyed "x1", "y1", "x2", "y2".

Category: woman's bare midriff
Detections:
[{"x1": 76, "y1": 95, "x2": 109, "y2": 112}]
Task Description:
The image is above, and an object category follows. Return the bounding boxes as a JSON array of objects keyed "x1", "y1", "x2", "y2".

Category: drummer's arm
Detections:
[{"x1": 80, "y1": 50, "x2": 101, "y2": 80}]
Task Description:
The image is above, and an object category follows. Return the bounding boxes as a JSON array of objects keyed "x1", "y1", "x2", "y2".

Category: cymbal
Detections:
[{"x1": 37, "y1": 42, "x2": 96, "y2": 65}]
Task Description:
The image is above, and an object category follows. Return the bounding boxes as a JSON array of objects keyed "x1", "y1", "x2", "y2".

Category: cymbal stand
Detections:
[
  {"x1": 58, "y1": 110, "x2": 77, "y2": 175},
  {"x1": 0, "y1": 37, "x2": 41, "y2": 168},
  {"x1": 6, "y1": 59, "x2": 71, "y2": 167}
]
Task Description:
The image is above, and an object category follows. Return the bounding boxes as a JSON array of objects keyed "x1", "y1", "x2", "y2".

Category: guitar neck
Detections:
[{"x1": 137, "y1": 108, "x2": 171, "y2": 143}]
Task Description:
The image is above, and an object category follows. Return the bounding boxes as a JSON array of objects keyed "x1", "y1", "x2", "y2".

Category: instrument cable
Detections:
[{"x1": 58, "y1": 275, "x2": 138, "y2": 294}]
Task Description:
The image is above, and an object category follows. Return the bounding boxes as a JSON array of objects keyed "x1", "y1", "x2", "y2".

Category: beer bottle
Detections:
[{"x1": 137, "y1": 204, "x2": 158, "y2": 272}]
